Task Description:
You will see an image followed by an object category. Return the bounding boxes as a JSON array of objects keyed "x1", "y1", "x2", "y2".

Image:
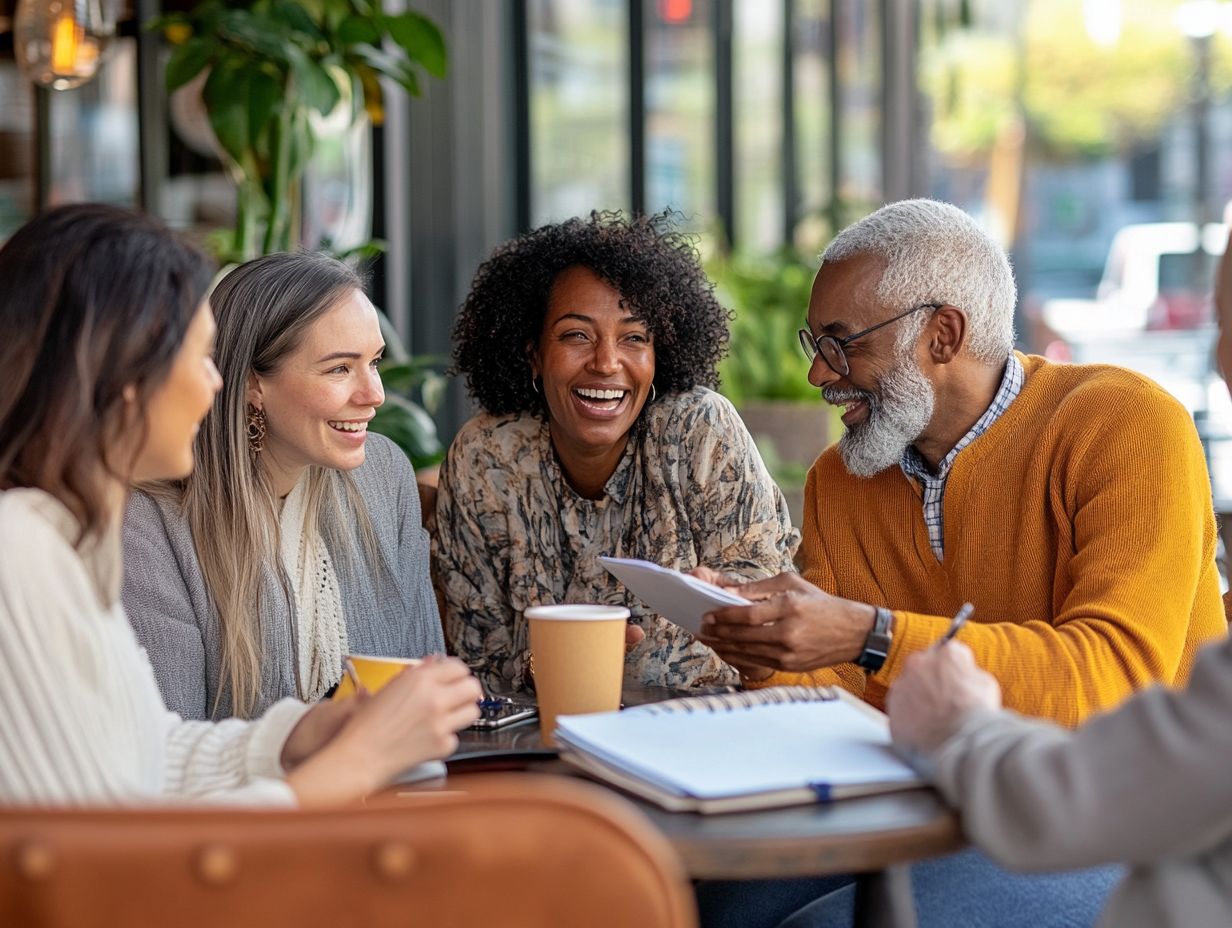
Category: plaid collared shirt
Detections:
[{"x1": 900, "y1": 354, "x2": 1024, "y2": 561}]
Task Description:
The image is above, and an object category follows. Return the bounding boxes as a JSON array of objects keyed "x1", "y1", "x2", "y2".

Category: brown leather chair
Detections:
[{"x1": 0, "y1": 774, "x2": 696, "y2": 928}]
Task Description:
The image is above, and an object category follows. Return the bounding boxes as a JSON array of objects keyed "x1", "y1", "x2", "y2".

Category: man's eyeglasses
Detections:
[{"x1": 798, "y1": 303, "x2": 942, "y2": 377}]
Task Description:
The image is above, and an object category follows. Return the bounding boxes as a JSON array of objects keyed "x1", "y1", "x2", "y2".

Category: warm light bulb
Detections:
[
  {"x1": 50, "y1": 13, "x2": 81, "y2": 74},
  {"x1": 14, "y1": 0, "x2": 117, "y2": 90}
]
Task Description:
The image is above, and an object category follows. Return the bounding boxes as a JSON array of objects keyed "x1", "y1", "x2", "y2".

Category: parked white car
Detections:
[{"x1": 1042, "y1": 221, "x2": 1227, "y2": 338}]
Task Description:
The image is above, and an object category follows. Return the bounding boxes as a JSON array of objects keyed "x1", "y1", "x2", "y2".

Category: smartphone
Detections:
[{"x1": 468, "y1": 699, "x2": 539, "y2": 731}]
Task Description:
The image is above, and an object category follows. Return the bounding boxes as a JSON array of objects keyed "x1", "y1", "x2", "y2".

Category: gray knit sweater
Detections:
[
  {"x1": 121, "y1": 434, "x2": 444, "y2": 720},
  {"x1": 927, "y1": 634, "x2": 1232, "y2": 928}
]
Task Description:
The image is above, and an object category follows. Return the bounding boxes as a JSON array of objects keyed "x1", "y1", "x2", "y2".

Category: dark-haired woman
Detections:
[
  {"x1": 0, "y1": 204, "x2": 479, "y2": 806},
  {"x1": 437, "y1": 211, "x2": 799, "y2": 695}
]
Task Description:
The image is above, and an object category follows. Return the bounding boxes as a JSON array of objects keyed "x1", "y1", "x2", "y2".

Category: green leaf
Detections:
[
  {"x1": 203, "y1": 59, "x2": 255, "y2": 163},
  {"x1": 216, "y1": 9, "x2": 294, "y2": 62},
  {"x1": 166, "y1": 36, "x2": 215, "y2": 92},
  {"x1": 369, "y1": 394, "x2": 443, "y2": 467},
  {"x1": 377, "y1": 361, "x2": 425, "y2": 393},
  {"x1": 349, "y1": 44, "x2": 419, "y2": 95},
  {"x1": 271, "y1": 0, "x2": 325, "y2": 40},
  {"x1": 247, "y1": 68, "x2": 283, "y2": 152},
  {"x1": 280, "y1": 107, "x2": 315, "y2": 192},
  {"x1": 378, "y1": 358, "x2": 446, "y2": 393},
  {"x1": 420, "y1": 371, "x2": 447, "y2": 414},
  {"x1": 337, "y1": 238, "x2": 388, "y2": 261},
  {"x1": 384, "y1": 11, "x2": 447, "y2": 78},
  {"x1": 337, "y1": 15, "x2": 381, "y2": 46},
  {"x1": 287, "y1": 45, "x2": 342, "y2": 115},
  {"x1": 146, "y1": 13, "x2": 190, "y2": 33},
  {"x1": 377, "y1": 309, "x2": 410, "y2": 362}
]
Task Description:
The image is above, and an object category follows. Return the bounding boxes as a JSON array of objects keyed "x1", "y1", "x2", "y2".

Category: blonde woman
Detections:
[
  {"x1": 123, "y1": 252, "x2": 443, "y2": 720},
  {"x1": 0, "y1": 204, "x2": 478, "y2": 806}
]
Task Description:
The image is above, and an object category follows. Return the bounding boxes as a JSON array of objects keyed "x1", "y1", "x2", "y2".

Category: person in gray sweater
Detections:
[{"x1": 123, "y1": 252, "x2": 444, "y2": 721}]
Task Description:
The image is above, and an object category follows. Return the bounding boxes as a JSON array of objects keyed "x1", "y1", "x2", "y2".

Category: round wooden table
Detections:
[{"x1": 448, "y1": 712, "x2": 963, "y2": 928}]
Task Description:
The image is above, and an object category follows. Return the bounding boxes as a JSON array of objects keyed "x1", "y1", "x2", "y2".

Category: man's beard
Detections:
[{"x1": 826, "y1": 356, "x2": 935, "y2": 478}]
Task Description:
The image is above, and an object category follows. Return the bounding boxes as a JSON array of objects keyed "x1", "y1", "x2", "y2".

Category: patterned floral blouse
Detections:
[{"x1": 434, "y1": 386, "x2": 800, "y2": 695}]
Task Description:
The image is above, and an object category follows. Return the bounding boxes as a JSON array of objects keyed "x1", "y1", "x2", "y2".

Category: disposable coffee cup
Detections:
[
  {"x1": 332, "y1": 654, "x2": 421, "y2": 700},
  {"x1": 525, "y1": 604, "x2": 628, "y2": 746}
]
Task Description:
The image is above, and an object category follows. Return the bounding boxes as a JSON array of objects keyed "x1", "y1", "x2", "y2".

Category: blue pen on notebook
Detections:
[{"x1": 935, "y1": 602, "x2": 974, "y2": 648}]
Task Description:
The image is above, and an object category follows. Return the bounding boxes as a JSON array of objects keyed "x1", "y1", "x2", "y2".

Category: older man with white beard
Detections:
[{"x1": 697, "y1": 198, "x2": 1226, "y2": 728}]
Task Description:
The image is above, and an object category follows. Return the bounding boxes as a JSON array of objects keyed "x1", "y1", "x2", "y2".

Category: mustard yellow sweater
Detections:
[{"x1": 763, "y1": 353, "x2": 1227, "y2": 727}]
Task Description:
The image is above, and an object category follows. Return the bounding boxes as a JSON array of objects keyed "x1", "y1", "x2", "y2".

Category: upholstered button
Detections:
[
  {"x1": 194, "y1": 844, "x2": 238, "y2": 884},
  {"x1": 372, "y1": 841, "x2": 416, "y2": 880},
  {"x1": 15, "y1": 842, "x2": 56, "y2": 881}
]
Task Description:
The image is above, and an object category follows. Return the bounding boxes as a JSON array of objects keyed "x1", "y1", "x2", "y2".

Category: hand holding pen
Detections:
[{"x1": 934, "y1": 602, "x2": 974, "y2": 649}]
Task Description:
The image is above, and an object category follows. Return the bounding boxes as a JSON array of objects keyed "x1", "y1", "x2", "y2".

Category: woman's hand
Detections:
[
  {"x1": 337, "y1": 656, "x2": 482, "y2": 774},
  {"x1": 280, "y1": 690, "x2": 368, "y2": 771},
  {"x1": 887, "y1": 642, "x2": 1002, "y2": 755},
  {"x1": 285, "y1": 656, "x2": 482, "y2": 806}
]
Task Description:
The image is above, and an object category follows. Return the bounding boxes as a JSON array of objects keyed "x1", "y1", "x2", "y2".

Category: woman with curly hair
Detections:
[{"x1": 436, "y1": 211, "x2": 799, "y2": 695}]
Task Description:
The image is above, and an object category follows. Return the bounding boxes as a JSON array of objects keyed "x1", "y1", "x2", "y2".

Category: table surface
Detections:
[{"x1": 446, "y1": 691, "x2": 963, "y2": 881}]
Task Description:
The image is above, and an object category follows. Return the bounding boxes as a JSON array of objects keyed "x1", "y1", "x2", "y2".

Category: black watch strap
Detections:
[{"x1": 855, "y1": 607, "x2": 893, "y2": 672}]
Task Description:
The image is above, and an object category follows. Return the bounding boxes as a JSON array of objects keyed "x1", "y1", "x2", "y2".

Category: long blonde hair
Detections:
[{"x1": 164, "y1": 252, "x2": 381, "y2": 717}]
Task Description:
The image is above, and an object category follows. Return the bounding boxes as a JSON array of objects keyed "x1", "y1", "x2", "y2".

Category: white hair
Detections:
[{"x1": 822, "y1": 199, "x2": 1016, "y2": 364}]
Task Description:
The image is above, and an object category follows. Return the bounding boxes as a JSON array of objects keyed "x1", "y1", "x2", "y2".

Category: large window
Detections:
[
  {"x1": 832, "y1": 0, "x2": 880, "y2": 221},
  {"x1": 529, "y1": 0, "x2": 629, "y2": 224},
  {"x1": 919, "y1": 0, "x2": 1232, "y2": 506},
  {"x1": 47, "y1": 38, "x2": 140, "y2": 210},
  {"x1": 0, "y1": 32, "x2": 140, "y2": 238},
  {"x1": 733, "y1": 0, "x2": 783, "y2": 251},
  {"x1": 792, "y1": 0, "x2": 833, "y2": 254},
  {"x1": 644, "y1": 0, "x2": 714, "y2": 227}
]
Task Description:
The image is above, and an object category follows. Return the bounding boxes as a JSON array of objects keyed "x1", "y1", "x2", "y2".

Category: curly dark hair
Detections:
[{"x1": 452, "y1": 210, "x2": 731, "y2": 416}]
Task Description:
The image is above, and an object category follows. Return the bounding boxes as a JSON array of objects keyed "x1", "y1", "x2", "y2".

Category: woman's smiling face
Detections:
[
  {"x1": 531, "y1": 265, "x2": 656, "y2": 468},
  {"x1": 248, "y1": 288, "x2": 386, "y2": 496}
]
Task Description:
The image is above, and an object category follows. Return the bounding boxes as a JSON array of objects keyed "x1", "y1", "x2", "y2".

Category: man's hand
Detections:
[
  {"x1": 624, "y1": 622, "x2": 646, "y2": 653},
  {"x1": 887, "y1": 642, "x2": 1002, "y2": 755},
  {"x1": 694, "y1": 571, "x2": 877, "y2": 674}
]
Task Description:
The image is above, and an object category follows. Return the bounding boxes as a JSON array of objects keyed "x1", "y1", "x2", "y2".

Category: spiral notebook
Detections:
[{"x1": 554, "y1": 686, "x2": 923, "y2": 814}]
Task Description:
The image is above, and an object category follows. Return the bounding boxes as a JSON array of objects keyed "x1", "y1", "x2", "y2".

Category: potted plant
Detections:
[
  {"x1": 156, "y1": 0, "x2": 446, "y2": 262},
  {"x1": 713, "y1": 249, "x2": 839, "y2": 522},
  {"x1": 154, "y1": 0, "x2": 448, "y2": 468}
]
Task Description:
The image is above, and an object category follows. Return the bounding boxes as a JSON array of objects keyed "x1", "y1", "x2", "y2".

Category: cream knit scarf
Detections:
[{"x1": 279, "y1": 476, "x2": 348, "y2": 701}]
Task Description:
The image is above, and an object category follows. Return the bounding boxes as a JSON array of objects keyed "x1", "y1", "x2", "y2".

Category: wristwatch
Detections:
[{"x1": 854, "y1": 607, "x2": 894, "y2": 672}]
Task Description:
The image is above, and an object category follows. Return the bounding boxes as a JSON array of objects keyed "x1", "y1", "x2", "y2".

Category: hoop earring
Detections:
[
  {"x1": 246, "y1": 404, "x2": 267, "y2": 454},
  {"x1": 650, "y1": 384, "x2": 657, "y2": 403},
  {"x1": 531, "y1": 377, "x2": 541, "y2": 395}
]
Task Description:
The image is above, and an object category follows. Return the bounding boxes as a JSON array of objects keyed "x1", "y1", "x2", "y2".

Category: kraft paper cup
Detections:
[
  {"x1": 526, "y1": 604, "x2": 629, "y2": 747},
  {"x1": 332, "y1": 654, "x2": 421, "y2": 700}
]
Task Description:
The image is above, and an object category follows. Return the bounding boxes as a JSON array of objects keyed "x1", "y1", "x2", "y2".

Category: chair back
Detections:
[{"x1": 0, "y1": 774, "x2": 696, "y2": 928}]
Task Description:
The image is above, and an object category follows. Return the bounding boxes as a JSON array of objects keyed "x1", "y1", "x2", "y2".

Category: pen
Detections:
[
  {"x1": 343, "y1": 657, "x2": 364, "y2": 694},
  {"x1": 935, "y1": 602, "x2": 974, "y2": 648}
]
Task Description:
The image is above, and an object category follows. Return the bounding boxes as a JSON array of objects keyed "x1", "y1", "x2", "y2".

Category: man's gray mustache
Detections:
[{"x1": 823, "y1": 387, "x2": 875, "y2": 407}]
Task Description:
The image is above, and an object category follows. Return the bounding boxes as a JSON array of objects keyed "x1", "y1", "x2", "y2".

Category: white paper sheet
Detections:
[{"x1": 598, "y1": 556, "x2": 751, "y2": 634}]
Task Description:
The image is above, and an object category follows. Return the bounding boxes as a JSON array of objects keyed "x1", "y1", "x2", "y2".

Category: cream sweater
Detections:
[{"x1": 0, "y1": 489, "x2": 308, "y2": 806}]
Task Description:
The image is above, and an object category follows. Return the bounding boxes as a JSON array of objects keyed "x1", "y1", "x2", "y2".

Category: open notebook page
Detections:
[{"x1": 555, "y1": 700, "x2": 919, "y2": 800}]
